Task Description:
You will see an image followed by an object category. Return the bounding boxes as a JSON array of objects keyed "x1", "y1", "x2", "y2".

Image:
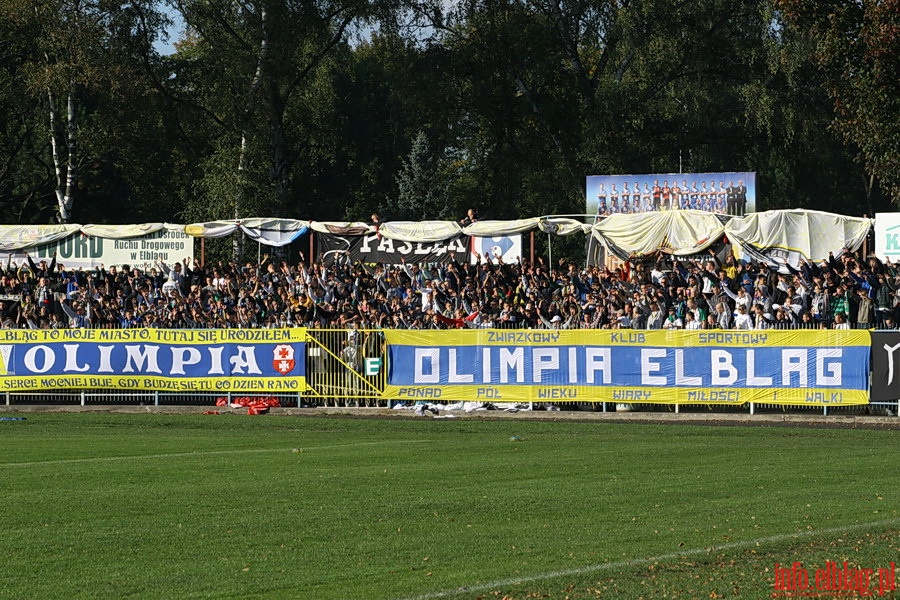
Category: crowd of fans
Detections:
[{"x1": 0, "y1": 245, "x2": 896, "y2": 331}]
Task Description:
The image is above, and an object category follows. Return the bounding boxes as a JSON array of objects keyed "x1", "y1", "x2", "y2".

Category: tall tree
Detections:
[
  {"x1": 0, "y1": 0, "x2": 170, "y2": 223},
  {"x1": 777, "y1": 0, "x2": 900, "y2": 208},
  {"x1": 172, "y1": 0, "x2": 395, "y2": 230}
]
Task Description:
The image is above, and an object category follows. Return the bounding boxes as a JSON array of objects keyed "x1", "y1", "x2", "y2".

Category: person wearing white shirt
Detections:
[
  {"x1": 684, "y1": 310, "x2": 702, "y2": 330},
  {"x1": 662, "y1": 307, "x2": 683, "y2": 330},
  {"x1": 733, "y1": 305, "x2": 753, "y2": 329},
  {"x1": 646, "y1": 303, "x2": 666, "y2": 329},
  {"x1": 832, "y1": 313, "x2": 850, "y2": 329},
  {"x1": 722, "y1": 285, "x2": 751, "y2": 311},
  {"x1": 752, "y1": 305, "x2": 771, "y2": 329}
]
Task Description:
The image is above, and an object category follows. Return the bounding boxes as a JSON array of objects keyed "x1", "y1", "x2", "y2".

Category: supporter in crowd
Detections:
[{"x1": 0, "y1": 246, "x2": 894, "y2": 331}]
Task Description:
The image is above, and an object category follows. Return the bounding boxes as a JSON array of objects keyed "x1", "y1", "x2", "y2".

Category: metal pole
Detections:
[
  {"x1": 547, "y1": 233, "x2": 552, "y2": 269},
  {"x1": 863, "y1": 215, "x2": 869, "y2": 257}
]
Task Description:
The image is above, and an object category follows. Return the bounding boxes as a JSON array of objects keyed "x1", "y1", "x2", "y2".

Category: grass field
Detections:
[{"x1": 1, "y1": 412, "x2": 897, "y2": 599}]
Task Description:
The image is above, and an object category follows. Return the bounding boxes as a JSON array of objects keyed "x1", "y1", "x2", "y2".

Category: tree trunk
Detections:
[
  {"x1": 48, "y1": 85, "x2": 77, "y2": 224},
  {"x1": 63, "y1": 87, "x2": 77, "y2": 222},
  {"x1": 47, "y1": 89, "x2": 76, "y2": 223},
  {"x1": 234, "y1": 2, "x2": 270, "y2": 262}
]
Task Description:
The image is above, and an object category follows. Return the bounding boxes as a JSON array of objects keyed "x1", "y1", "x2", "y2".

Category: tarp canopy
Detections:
[
  {"x1": 0, "y1": 223, "x2": 174, "y2": 252},
  {"x1": 590, "y1": 210, "x2": 729, "y2": 259},
  {"x1": 184, "y1": 219, "x2": 307, "y2": 246},
  {"x1": 726, "y1": 209, "x2": 872, "y2": 265},
  {"x1": 0, "y1": 211, "x2": 874, "y2": 267}
]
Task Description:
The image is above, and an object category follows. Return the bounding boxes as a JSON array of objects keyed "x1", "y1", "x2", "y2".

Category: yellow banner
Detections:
[
  {"x1": 0, "y1": 328, "x2": 307, "y2": 393},
  {"x1": 384, "y1": 330, "x2": 870, "y2": 406}
]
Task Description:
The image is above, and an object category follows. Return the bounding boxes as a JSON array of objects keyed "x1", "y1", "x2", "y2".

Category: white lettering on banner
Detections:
[
  {"x1": 746, "y1": 349, "x2": 773, "y2": 386},
  {"x1": 585, "y1": 348, "x2": 611, "y2": 384},
  {"x1": 500, "y1": 348, "x2": 524, "y2": 383},
  {"x1": 24, "y1": 346, "x2": 53, "y2": 373},
  {"x1": 568, "y1": 347, "x2": 577, "y2": 383},
  {"x1": 64, "y1": 344, "x2": 90, "y2": 372},
  {"x1": 816, "y1": 348, "x2": 842, "y2": 386},
  {"x1": 712, "y1": 350, "x2": 739, "y2": 386},
  {"x1": 359, "y1": 234, "x2": 467, "y2": 257},
  {"x1": 884, "y1": 342, "x2": 900, "y2": 385},
  {"x1": 208, "y1": 347, "x2": 224, "y2": 375},
  {"x1": 98, "y1": 345, "x2": 114, "y2": 371},
  {"x1": 171, "y1": 347, "x2": 200, "y2": 374},
  {"x1": 674, "y1": 349, "x2": 701, "y2": 385},
  {"x1": 125, "y1": 345, "x2": 161, "y2": 373},
  {"x1": 532, "y1": 348, "x2": 558, "y2": 382},
  {"x1": 407, "y1": 347, "x2": 847, "y2": 386},
  {"x1": 782, "y1": 349, "x2": 807, "y2": 386},
  {"x1": 641, "y1": 349, "x2": 667, "y2": 385},
  {"x1": 448, "y1": 349, "x2": 473, "y2": 383},
  {"x1": 21, "y1": 344, "x2": 261, "y2": 376},
  {"x1": 415, "y1": 348, "x2": 440, "y2": 383}
]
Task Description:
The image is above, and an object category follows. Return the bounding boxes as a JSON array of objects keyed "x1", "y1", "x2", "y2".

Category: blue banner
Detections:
[
  {"x1": 0, "y1": 329, "x2": 306, "y2": 393},
  {"x1": 384, "y1": 330, "x2": 869, "y2": 405}
]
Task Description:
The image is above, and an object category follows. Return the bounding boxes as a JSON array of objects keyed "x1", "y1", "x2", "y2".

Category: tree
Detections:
[
  {"x1": 777, "y1": 0, "x2": 900, "y2": 207},
  {"x1": 172, "y1": 0, "x2": 395, "y2": 219},
  {"x1": 392, "y1": 130, "x2": 453, "y2": 220},
  {"x1": 0, "y1": 0, "x2": 171, "y2": 223}
]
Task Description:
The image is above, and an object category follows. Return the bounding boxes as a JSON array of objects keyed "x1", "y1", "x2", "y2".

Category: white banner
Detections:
[
  {"x1": 470, "y1": 234, "x2": 522, "y2": 264},
  {"x1": 875, "y1": 213, "x2": 900, "y2": 262},
  {"x1": 6, "y1": 226, "x2": 194, "y2": 272}
]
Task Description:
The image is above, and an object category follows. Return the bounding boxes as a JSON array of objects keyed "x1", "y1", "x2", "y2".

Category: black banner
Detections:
[
  {"x1": 316, "y1": 233, "x2": 470, "y2": 267},
  {"x1": 871, "y1": 331, "x2": 900, "y2": 402}
]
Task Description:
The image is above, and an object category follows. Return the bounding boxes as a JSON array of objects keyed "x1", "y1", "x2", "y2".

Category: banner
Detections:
[
  {"x1": 870, "y1": 331, "x2": 900, "y2": 402},
  {"x1": 586, "y1": 172, "x2": 756, "y2": 215},
  {"x1": 469, "y1": 234, "x2": 522, "y2": 264},
  {"x1": 0, "y1": 329, "x2": 306, "y2": 393},
  {"x1": 317, "y1": 232, "x2": 469, "y2": 267},
  {"x1": 6, "y1": 226, "x2": 194, "y2": 272},
  {"x1": 384, "y1": 330, "x2": 869, "y2": 405},
  {"x1": 874, "y1": 213, "x2": 900, "y2": 262}
]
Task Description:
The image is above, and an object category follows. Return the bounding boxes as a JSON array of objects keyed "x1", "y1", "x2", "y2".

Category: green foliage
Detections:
[
  {"x1": 392, "y1": 130, "x2": 451, "y2": 220},
  {"x1": 0, "y1": 0, "x2": 892, "y2": 223}
]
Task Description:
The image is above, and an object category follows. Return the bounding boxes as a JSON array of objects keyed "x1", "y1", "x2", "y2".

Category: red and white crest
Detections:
[{"x1": 272, "y1": 344, "x2": 295, "y2": 375}]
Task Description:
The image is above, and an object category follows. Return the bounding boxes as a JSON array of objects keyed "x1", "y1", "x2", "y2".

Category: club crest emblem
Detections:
[{"x1": 273, "y1": 344, "x2": 295, "y2": 375}]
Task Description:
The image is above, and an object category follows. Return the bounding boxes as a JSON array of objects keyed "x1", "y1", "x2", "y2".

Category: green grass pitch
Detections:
[{"x1": 0, "y1": 413, "x2": 897, "y2": 599}]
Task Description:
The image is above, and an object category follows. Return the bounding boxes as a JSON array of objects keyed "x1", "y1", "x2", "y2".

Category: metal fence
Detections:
[{"x1": 1, "y1": 326, "x2": 897, "y2": 417}]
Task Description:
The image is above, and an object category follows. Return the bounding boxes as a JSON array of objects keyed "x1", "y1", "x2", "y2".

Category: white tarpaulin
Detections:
[
  {"x1": 238, "y1": 218, "x2": 308, "y2": 246},
  {"x1": 591, "y1": 210, "x2": 727, "y2": 258},
  {"x1": 376, "y1": 221, "x2": 461, "y2": 242},
  {"x1": 0, "y1": 224, "x2": 81, "y2": 251},
  {"x1": 725, "y1": 209, "x2": 872, "y2": 265},
  {"x1": 0, "y1": 211, "x2": 874, "y2": 263}
]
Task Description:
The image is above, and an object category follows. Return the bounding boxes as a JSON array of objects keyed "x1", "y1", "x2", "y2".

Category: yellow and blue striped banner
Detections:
[
  {"x1": 0, "y1": 328, "x2": 306, "y2": 393},
  {"x1": 384, "y1": 330, "x2": 870, "y2": 405}
]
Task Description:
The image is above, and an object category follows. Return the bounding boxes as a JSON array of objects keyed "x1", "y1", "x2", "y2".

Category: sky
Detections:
[{"x1": 153, "y1": 4, "x2": 185, "y2": 56}]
